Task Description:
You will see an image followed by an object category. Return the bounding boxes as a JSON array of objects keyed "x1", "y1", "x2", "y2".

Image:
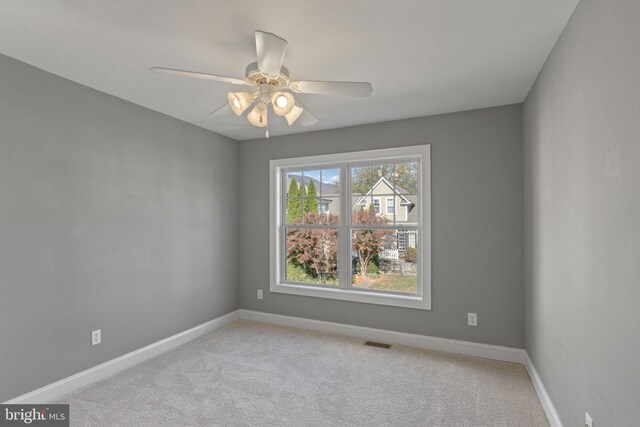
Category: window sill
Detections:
[{"x1": 270, "y1": 282, "x2": 432, "y2": 310}]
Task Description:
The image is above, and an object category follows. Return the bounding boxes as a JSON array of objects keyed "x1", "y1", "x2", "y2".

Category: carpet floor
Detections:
[{"x1": 58, "y1": 320, "x2": 548, "y2": 426}]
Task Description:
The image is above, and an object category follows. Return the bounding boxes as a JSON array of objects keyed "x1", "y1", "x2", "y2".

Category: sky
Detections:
[{"x1": 288, "y1": 168, "x2": 340, "y2": 185}]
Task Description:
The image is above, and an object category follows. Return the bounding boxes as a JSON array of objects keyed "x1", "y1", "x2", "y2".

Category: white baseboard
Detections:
[
  {"x1": 239, "y1": 310, "x2": 563, "y2": 425},
  {"x1": 524, "y1": 354, "x2": 563, "y2": 427},
  {"x1": 6, "y1": 307, "x2": 562, "y2": 427},
  {"x1": 4, "y1": 310, "x2": 240, "y2": 404},
  {"x1": 238, "y1": 309, "x2": 527, "y2": 364}
]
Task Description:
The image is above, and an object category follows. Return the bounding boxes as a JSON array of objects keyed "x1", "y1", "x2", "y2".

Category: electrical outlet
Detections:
[
  {"x1": 585, "y1": 412, "x2": 593, "y2": 427},
  {"x1": 257, "y1": 289, "x2": 263, "y2": 300},
  {"x1": 91, "y1": 329, "x2": 101, "y2": 346},
  {"x1": 468, "y1": 313, "x2": 478, "y2": 326}
]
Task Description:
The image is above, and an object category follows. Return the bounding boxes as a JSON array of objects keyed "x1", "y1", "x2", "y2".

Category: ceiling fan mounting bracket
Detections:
[{"x1": 245, "y1": 61, "x2": 290, "y2": 87}]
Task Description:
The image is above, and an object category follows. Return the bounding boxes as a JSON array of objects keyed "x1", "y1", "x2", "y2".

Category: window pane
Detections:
[
  {"x1": 393, "y1": 162, "x2": 418, "y2": 193},
  {"x1": 285, "y1": 171, "x2": 302, "y2": 196},
  {"x1": 351, "y1": 163, "x2": 396, "y2": 225},
  {"x1": 393, "y1": 162, "x2": 418, "y2": 226},
  {"x1": 285, "y1": 171, "x2": 303, "y2": 224},
  {"x1": 285, "y1": 228, "x2": 339, "y2": 286},
  {"x1": 300, "y1": 170, "x2": 320, "y2": 223},
  {"x1": 320, "y1": 168, "x2": 340, "y2": 197},
  {"x1": 351, "y1": 229, "x2": 418, "y2": 294},
  {"x1": 319, "y1": 197, "x2": 340, "y2": 225},
  {"x1": 351, "y1": 165, "x2": 376, "y2": 198}
]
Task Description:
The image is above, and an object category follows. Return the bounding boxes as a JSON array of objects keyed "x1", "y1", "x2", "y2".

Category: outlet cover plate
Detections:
[
  {"x1": 468, "y1": 313, "x2": 478, "y2": 326},
  {"x1": 92, "y1": 329, "x2": 101, "y2": 346}
]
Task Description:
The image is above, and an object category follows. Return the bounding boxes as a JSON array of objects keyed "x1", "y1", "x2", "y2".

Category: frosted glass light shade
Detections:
[
  {"x1": 284, "y1": 104, "x2": 304, "y2": 125},
  {"x1": 247, "y1": 102, "x2": 268, "y2": 127},
  {"x1": 227, "y1": 92, "x2": 254, "y2": 116},
  {"x1": 271, "y1": 92, "x2": 295, "y2": 116}
]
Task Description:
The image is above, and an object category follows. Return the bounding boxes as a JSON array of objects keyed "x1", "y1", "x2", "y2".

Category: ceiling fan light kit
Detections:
[
  {"x1": 271, "y1": 91, "x2": 294, "y2": 116},
  {"x1": 227, "y1": 92, "x2": 255, "y2": 116},
  {"x1": 150, "y1": 30, "x2": 373, "y2": 137},
  {"x1": 247, "y1": 102, "x2": 268, "y2": 128}
]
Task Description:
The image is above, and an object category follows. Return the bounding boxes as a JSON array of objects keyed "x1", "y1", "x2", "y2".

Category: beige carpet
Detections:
[{"x1": 58, "y1": 320, "x2": 548, "y2": 426}]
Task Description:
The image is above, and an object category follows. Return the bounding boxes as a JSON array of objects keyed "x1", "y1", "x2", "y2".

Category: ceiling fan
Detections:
[{"x1": 150, "y1": 31, "x2": 373, "y2": 138}]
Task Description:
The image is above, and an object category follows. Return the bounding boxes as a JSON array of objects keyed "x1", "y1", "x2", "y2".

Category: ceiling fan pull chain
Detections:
[{"x1": 265, "y1": 112, "x2": 270, "y2": 139}]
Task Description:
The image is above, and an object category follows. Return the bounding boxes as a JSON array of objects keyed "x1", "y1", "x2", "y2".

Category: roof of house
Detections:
[
  {"x1": 354, "y1": 177, "x2": 414, "y2": 206},
  {"x1": 288, "y1": 175, "x2": 340, "y2": 196}
]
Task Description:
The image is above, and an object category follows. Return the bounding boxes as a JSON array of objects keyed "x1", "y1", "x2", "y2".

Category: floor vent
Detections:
[{"x1": 364, "y1": 341, "x2": 391, "y2": 349}]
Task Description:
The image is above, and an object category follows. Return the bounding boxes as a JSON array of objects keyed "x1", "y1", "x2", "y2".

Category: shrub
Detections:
[
  {"x1": 366, "y1": 261, "x2": 379, "y2": 275},
  {"x1": 405, "y1": 247, "x2": 417, "y2": 263}
]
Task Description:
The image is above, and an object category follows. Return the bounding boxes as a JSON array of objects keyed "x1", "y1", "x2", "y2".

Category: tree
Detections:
[
  {"x1": 286, "y1": 213, "x2": 339, "y2": 280},
  {"x1": 305, "y1": 179, "x2": 319, "y2": 215},
  {"x1": 351, "y1": 163, "x2": 418, "y2": 195},
  {"x1": 287, "y1": 178, "x2": 301, "y2": 223},
  {"x1": 351, "y1": 207, "x2": 392, "y2": 277},
  {"x1": 405, "y1": 247, "x2": 417, "y2": 263}
]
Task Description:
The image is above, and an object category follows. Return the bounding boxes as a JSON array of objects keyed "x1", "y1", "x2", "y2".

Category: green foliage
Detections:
[
  {"x1": 405, "y1": 247, "x2": 417, "y2": 263},
  {"x1": 367, "y1": 274, "x2": 417, "y2": 293},
  {"x1": 351, "y1": 163, "x2": 418, "y2": 195},
  {"x1": 286, "y1": 260, "x2": 314, "y2": 283},
  {"x1": 366, "y1": 260, "x2": 379, "y2": 275},
  {"x1": 305, "y1": 179, "x2": 319, "y2": 214},
  {"x1": 287, "y1": 178, "x2": 301, "y2": 223},
  {"x1": 286, "y1": 259, "x2": 338, "y2": 285}
]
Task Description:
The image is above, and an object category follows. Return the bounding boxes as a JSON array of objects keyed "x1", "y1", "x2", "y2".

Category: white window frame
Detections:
[
  {"x1": 269, "y1": 144, "x2": 431, "y2": 310},
  {"x1": 386, "y1": 197, "x2": 395, "y2": 215}
]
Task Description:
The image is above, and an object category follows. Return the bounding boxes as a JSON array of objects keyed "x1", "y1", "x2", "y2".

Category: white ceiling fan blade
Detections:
[
  {"x1": 290, "y1": 80, "x2": 373, "y2": 97},
  {"x1": 255, "y1": 31, "x2": 287, "y2": 79},
  {"x1": 297, "y1": 106, "x2": 319, "y2": 127},
  {"x1": 150, "y1": 67, "x2": 249, "y2": 86}
]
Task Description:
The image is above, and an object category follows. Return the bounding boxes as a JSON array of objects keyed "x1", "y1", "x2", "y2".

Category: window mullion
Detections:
[{"x1": 340, "y1": 163, "x2": 350, "y2": 290}]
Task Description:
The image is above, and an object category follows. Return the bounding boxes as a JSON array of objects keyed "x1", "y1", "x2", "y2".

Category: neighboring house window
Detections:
[
  {"x1": 270, "y1": 144, "x2": 431, "y2": 310},
  {"x1": 408, "y1": 232, "x2": 416, "y2": 249},
  {"x1": 398, "y1": 232, "x2": 406, "y2": 250},
  {"x1": 386, "y1": 197, "x2": 395, "y2": 215},
  {"x1": 372, "y1": 198, "x2": 381, "y2": 214}
]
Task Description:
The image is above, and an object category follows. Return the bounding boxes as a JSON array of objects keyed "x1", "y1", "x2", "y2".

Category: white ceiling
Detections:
[{"x1": 0, "y1": 0, "x2": 578, "y2": 141}]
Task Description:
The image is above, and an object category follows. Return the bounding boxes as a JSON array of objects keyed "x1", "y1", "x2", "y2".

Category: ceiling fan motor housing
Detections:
[{"x1": 245, "y1": 61, "x2": 290, "y2": 86}]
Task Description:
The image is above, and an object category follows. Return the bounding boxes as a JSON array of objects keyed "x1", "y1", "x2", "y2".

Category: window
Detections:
[
  {"x1": 386, "y1": 197, "x2": 395, "y2": 215},
  {"x1": 372, "y1": 198, "x2": 381, "y2": 214},
  {"x1": 398, "y1": 232, "x2": 406, "y2": 250},
  {"x1": 270, "y1": 145, "x2": 431, "y2": 310}
]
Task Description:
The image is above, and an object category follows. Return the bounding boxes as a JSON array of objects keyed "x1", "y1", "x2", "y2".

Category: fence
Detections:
[{"x1": 379, "y1": 249, "x2": 399, "y2": 260}]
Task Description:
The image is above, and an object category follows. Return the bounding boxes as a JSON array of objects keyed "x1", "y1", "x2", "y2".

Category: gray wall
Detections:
[
  {"x1": 523, "y1": 0, "x2": 640, "y2": 425},
  {"x1": 239, "y1": 104, "x2": 525, "y2": 348},
  {"x1": 0, "y1": 55, "x2": 238, "y2": 402}
]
